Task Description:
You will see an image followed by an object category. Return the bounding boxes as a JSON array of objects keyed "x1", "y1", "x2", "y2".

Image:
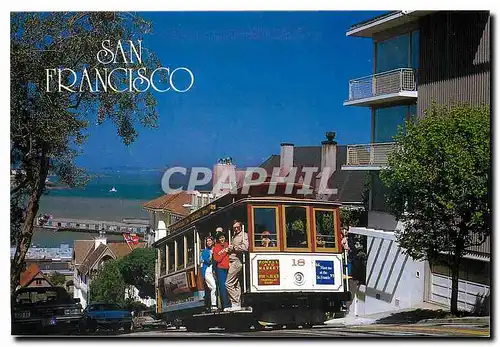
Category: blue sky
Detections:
[{"x1": 78, "y1": 11, "x2": 383, "y2": 170}]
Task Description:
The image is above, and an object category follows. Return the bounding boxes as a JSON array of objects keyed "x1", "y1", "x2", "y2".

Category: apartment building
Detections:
[{"x1": 342, "y1": 11, "x2": 490, "y2": 315}]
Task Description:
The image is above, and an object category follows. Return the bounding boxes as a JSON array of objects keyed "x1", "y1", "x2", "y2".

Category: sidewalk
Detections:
[{"x1": 325, "y1": 304, "x2": 489, "y2": 327}]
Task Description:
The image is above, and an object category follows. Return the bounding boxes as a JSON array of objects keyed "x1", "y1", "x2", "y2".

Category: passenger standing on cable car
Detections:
[
  {"x1": 213, "y1": 227, "x2": 230, "y2": 309},
  {"x1": 223, "y1": 220, "x2": 248, "y2": 312},
  {"x1": 200, "y1": 236, "x2": 218, "y2": 312}
]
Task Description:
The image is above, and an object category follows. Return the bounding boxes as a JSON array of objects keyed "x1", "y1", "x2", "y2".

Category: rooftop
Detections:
[
  {"x1": 10, "y1": 246, "x2": 73, "y2": 260},
  {"x1": 347, "y1": 11, "x2": 435, "y2": 38},
  {"x1": 348, "y1": 11, "x2": 397, "y2": 31},
  {"x1": 143, "y1": 191, "x2": 192, "y2": 215},
  {"x1": 259, "y1": 145, "x2": 366, "y2": 205}
]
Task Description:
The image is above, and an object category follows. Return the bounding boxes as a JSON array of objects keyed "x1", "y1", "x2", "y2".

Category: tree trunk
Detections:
[
  {"x1": 450, "y1": 250, "x2": 462, "y2": 315},
  {"x1": 10, "y1": 154, "x2": 49, "y2": 294}
]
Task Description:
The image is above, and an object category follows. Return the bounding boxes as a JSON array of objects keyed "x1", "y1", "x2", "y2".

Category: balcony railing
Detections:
[
  {"x1": 344, "y1": 142, "x2": 396, "y2": 169},
  {"x1": 466, "y1": 233, "x2": 490, "y2": 259},
  {"x1": 346, "y1": 68, "x2": 417, "y2": 104}
]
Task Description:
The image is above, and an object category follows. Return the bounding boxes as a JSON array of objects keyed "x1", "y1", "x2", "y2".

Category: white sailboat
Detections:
[{"x1": 109, "y1": 186, "x2": 117, "y2": 193}]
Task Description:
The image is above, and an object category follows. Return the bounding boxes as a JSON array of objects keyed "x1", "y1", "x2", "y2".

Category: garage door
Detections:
[{"x1": 430, "y1": 273, "x2": 490, "y2": 312}]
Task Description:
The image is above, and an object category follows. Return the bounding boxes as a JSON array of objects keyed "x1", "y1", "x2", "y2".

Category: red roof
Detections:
[
  {"x1": 143, "y1": 191, "x2": 191, "y2": 215},
  {"x1": 19, "y1": 264, "x2": 45, "y2": 287}
]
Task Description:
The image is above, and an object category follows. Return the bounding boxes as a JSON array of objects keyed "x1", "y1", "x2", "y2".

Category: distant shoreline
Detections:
[{"x1": 38, "y1": 195, "x2": 151, "y2": 222}]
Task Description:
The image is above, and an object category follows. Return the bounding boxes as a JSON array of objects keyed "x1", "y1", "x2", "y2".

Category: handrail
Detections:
[
  {"x1": 347, "y1": 68, "x2": 414, "y2": 84},
  {"x1": 347, "y1": 68, "x2": 417, "y2": 102},
  {"x1": 345, "y1": 142, "x2": 396, "y2": 167}
]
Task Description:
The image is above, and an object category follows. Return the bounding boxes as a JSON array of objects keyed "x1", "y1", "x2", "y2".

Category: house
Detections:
[
  {"x1": 72, "y1": 234, "x2": 146, "y2": 308},
  {"x1": 143, "y1": 191, "x2": 193, "y2": 245},
  {"x1": 19, "y1": 264, "x2": 53, "y2": 289},
  {"x1": 12, "y1": 245, "x2": 74, "y2": 294},
  {"x1": 259, "y1": 132, "x2": 367, "y2": 208},
  {"x1": 341, "y1": 11, "x2": 490, "y2": 315}
]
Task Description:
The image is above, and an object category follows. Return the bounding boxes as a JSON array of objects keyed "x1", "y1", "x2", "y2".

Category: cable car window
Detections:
[
  {"x1": 284, "y1": 206, "x2": 309, "y2": 248},
  {"x1": 253, "y1": 207, "x2": 278, "y2": 248},
  {"x1": 177, "y1": 238, "x2": 185, "y2": 270},
  {"x1": 186, "y1": 233, "x2": 194, "y2": 266},
  {"x1": 167, "y1": 242, "x2": 175, "y2": 272},
  {"x1": 160, "y1": 246, "x2": 166, "y2": 275},
  {"x1": 315, "y1": 209, "x2": 336, "y2": 249}
]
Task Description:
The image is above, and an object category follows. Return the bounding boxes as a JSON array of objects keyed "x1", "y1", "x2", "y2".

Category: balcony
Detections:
[
  {"x1": 342, "y1": 142, "x2": 395, "y2": 170},
  {"x1": 344, "y1": 68, "x2": 417, "y2": 107},
  {"x1": 466, "y1": 233, "x2": 490, "y2": 260}
]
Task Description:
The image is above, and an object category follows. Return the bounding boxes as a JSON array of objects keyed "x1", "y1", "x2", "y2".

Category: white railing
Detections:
[
  {"x1": 466, "y1": 233, "x2": 490, "y2": 258},
  {"x1": 348, "y1": 68, "x2": 417, "y2": 102},
  {"x1": 345, "y1": 142, "x2": 396, "y2": 167}
]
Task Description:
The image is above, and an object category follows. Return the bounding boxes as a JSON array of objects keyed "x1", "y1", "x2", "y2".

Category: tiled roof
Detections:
[
  {"x1": 77, "y1": 242, "x2": 147, "y2": 275},
  {"x1": 73, "y1": 240, "x2": 95, "y2": 265},
  {"x1": 108, "y1": 242, "x2": 146, "y2": 259},
  {"x1": 143, "y1": 191, "x2": 191, "y2": 215},
  {"x1": 259, "y1": 145, "x2": 366, "y2": 204},
  {"x1": 78, "y1": 243, "x2": 108, "y2": 275},
  {"x1": 19, "y1": 264, "x2": 50, "y2": 287}
]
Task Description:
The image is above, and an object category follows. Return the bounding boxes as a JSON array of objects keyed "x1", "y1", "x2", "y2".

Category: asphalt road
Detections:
[{"x1": 118, "y1": 322, "x2": 490, "y2": 337}]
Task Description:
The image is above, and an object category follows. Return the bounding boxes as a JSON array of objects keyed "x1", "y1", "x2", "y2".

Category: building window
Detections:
[
  {"x1": 411, "y1": 30, "x2": 420, "y2": 70},
  {"x1": 35, "y1": 279, "x2": 42, "y2": 286},
  {"x1": 374, "y1": 104, "x2": 417, "y2": 143},
  {"x1": 176, "y1": 238, "x2": 185, "y2": 270},
  {"x1": 253, "y1": 207, "x2": 279, "y2": 249},
  {"x1": 167, "y1": 242, "x2": 175, "y2": 272},
  {"x1": 284, "y1": 206, "x2": 309, "y2": 249},
  {"x1": 314, "y1": 209, "x2": 337, "y2": 250},
  {"x1": 371, "y1": 172, "x2": 392, "y2": 213},
  {"x1": 376, "y1": 30, "x2": 419, "y2": 73},
  {"x1": 186, "y1": 233, "x2": 195, "y2": 266},
  {"x1": 160, "y1": 245, "x2": 166, "y2": 275},
  {"x1": 376, "y1": 34, "x2": 410, "y2": 73}
]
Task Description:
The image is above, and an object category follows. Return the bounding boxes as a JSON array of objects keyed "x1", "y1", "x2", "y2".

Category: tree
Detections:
[
  {"x1": 10, "y1": 12, "x2": 161, "y2": 293},
  {"x1": 119, "y1": 248, "x2": 155, "y2": 299},
  {"x1": 339, "y1": 207, "x2": 365, "y2": 229},
  {"x1": 380, "y1": 104, "x2": 490, "y2": 315},
  {"x1": 89, "y1": 260, "x2": 127, "y2": 306},
  {"x1": 48, "y1": 271, "x2": 66, "y2": 287},
  {"x1": 123, "y1": 299, "x2": 148, "y2": 315}
]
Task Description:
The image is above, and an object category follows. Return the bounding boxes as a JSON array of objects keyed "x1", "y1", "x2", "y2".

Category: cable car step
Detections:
[{"x1": 193, "y1": 307, "x2": 253, "y2": 317}]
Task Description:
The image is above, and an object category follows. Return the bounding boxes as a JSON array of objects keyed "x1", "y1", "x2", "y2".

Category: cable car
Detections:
[{"x1": 153, "y1": 182, "x2": 351, "y2": 331}]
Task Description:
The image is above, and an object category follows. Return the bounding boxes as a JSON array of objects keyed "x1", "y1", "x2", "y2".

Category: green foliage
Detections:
[
  {"x1": 380, "y1": 103, "x2": 490, "y2": 263},
  {"x1": 315, "y1": 210, "x2": 333, "y2": 234},
  {"x1": 119, "y1": 248, "x2": 156, "y2": 299},
  {"x1": 339, "y1": 207, "x2": 365, "y2": 229},
  {"x1": 48, "y1": 271, "x2": 66, "y2": 287},
  {"x1": 124, "y1": 299, "x2": 148, "y2": 314},
  {"x1": 89, "y1": 247, "x2": 155, "y2": 304},
  {"x1": 291, "y1": 218, "x2": 305, "y2": 231},
  {"x1": 89, "y1": 259, "x2": 127, "y2": 306}
]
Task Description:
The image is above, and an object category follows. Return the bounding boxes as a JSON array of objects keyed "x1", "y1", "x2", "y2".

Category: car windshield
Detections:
[
  {"x1": 15, "y1": 288, "x2": 74, "y2": 306},
  {"x1": 91, "y1": 303, "x2": 121, "y2": 311}
]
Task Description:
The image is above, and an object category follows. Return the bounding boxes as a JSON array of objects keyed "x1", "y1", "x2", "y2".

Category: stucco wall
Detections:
[{"x1": 349, "y1": 227, "x2": 425, "y2": 316}]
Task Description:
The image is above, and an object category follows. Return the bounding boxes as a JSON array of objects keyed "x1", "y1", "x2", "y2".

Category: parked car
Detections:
[
  {"x1": 132, "y1": 310, "x2": 166, "y2": 331},
  {"x1": 11, "y1": 287, "x2": 83, "y2": 335},
  {"x1": 83, "y1": 303, "x2": 133, "y2": 333}
]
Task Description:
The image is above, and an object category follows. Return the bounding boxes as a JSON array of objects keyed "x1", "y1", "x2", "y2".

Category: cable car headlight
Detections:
[{"x1": 293, "y1": 272, "x2": 305, "y2": 286}]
